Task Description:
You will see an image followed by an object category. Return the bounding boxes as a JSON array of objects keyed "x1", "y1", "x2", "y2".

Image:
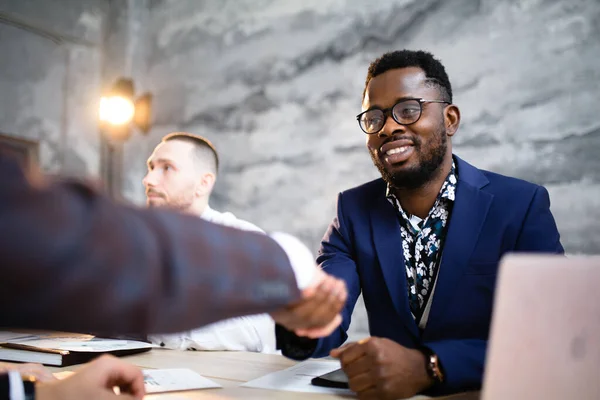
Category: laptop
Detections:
[{"x1": 482, "y1": 254, "x2": 600, "y2": 400}]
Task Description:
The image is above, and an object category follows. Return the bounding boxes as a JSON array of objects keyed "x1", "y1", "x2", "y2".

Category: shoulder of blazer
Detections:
[
  {"x1": 340, "y1": 178, "x2": 387, "y2": 203},
  {"x1": 478, "y1": 169, "x2": 542, "y2": 199},
  {"x1": 455, "y1": 155, "x2": 542, "y2": 201}
]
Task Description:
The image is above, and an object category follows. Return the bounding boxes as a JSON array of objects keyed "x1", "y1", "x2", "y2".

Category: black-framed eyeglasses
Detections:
[{"x1": 356, "y1": 98, "x2": 450, "y2": 134}]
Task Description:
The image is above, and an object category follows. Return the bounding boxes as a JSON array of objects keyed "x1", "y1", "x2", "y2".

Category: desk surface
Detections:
[{"x1": 51, "y1": 349, "x2": 479, "y2": 399}]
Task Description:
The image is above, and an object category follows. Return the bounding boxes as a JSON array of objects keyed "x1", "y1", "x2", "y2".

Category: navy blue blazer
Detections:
[{"x1": 310, "y1": 156, "x2": 564, "y2": 393}]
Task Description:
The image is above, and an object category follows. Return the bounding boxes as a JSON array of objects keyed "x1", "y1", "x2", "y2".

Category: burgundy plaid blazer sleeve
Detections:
[{"x1": 0, "y1": 155, "x2": 300, "y2": 334}]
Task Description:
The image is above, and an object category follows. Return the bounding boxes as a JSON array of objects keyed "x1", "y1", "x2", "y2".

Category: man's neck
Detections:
[
  {"x1": 391, "y1": 156, "x2": 453, "y2": 219},
  {"x1": 184, "y1": 199, "x2": 208, "y2": 218}
]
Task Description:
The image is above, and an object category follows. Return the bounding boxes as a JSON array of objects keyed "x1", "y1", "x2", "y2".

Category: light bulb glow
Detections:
[{"x1": 99, "y1": 96, "x2": 135, "y2": 125}]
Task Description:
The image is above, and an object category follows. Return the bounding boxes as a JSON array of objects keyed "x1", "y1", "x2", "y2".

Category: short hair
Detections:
[
  {"x1": 162, "y1": 132, "x2": 219, "y2": 174},
  {"x1": 363, "y1": 50, "x2": 452, "y2": 103}
]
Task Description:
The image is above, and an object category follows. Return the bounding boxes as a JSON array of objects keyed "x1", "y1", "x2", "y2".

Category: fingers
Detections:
[
  {"x1": 330, "y1": 340, "x2": 367, "y2": 364},
  {"x1": 89, "y1": 355, "x2": 146, "y2": 399},
  {"x1": 301, "y1": 268, "x2": 327, "y2": 298},
  {"x1": 105, "y1": 359, "x2": 146, "y2": 399},
  {"x1": 329, "y1": 342, "x2": 354, "y2": 358},
  {"x1": 294, "y1": 314, "x2": 342, "y2": 338},
  {"x1": 302, "y1": 270, "x2": 346, "y2": 303},
  {"x1": 0, "y1": 362, "x2": 57, "y2": 383},
  {"x1": 348, "y1": 371, "x2": 374, "y2": 393},
  {"x1": 343, "y1": 354, "x2": 371, "y2": 379},
  {"x1": 18, "y1": 363, "x2": 57, "y2": 382},
  {"x1": 272, "y1": 273, "x2": 348, "y2": 336}
]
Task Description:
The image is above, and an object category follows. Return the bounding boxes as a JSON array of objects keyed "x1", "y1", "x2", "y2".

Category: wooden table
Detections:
[{"x1": 50, "y1": 348, "x2": 479, "y2": 399}]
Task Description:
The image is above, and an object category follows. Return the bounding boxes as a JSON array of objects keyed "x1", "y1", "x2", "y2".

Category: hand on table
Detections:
[
  {"x1": 330, "y1": 337, "x2": 434, "y2": 400},
  {"x1": 37, "y1": 355, "x2": 145, "y2": 400},
  {"x1": 0, "y1": 361, "x2": 56, "y2": 382}
]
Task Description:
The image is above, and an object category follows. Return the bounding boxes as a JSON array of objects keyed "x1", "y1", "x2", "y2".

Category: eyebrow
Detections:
[
  {"x1": 147, "y1": 158, "x2": 178, "y2": 168},
  {"x1": 363, "y1": 96, "x2": 419, "y2": 112}
]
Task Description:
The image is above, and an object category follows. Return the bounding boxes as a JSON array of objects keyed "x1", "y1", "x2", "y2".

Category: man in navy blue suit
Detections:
[{"x1": 276, "y1": 50, "x2": 564, "y2": 399}]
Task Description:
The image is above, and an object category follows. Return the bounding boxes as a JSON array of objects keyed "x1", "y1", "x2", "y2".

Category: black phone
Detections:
[{"x1": 311, "y1": 368, "x2": 349, "y2": 389}]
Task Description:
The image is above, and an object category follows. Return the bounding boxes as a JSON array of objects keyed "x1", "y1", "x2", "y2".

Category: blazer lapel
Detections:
[
  {"x1": 425, "y1": 157, "x2": 493, "y2": 331},
  {"x1": 371, "y1": 194, "x2": 420, "y2": 339}
]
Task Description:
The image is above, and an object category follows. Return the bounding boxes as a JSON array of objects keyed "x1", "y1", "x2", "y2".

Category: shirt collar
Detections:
[
  {"x1": 200, "y1": 204, "x2": 216, "y2": 222},
  {"x1": 386, "y1": 160, "x2": 458, "y2": 217}
]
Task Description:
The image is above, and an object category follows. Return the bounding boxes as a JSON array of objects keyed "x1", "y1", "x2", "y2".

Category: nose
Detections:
[
  {"x1": 143, "y1": 170, "x2": 157, "y2": 188},
  {"x1": 377, "y1": 114, "x2": 405, "y2": 139}
]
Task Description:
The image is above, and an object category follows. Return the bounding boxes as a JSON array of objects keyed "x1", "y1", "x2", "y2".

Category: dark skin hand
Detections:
[{"x1": 331, "y1": 337, "x2": 434, "y2": 400}]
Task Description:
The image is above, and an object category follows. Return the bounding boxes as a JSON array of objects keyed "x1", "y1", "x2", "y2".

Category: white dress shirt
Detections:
[{"x1": 148, "y1": 205, "x2": 315, "y2": 354}]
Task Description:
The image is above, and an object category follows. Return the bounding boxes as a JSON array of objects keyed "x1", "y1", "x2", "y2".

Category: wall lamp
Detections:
[{"x1": 99, "y1": 78, "x2": 152, "y2": 141}]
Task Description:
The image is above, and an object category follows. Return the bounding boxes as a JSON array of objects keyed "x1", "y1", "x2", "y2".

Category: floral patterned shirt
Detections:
[{"x1": 386, "y1": 162, "x2": 458, "y2": 323}]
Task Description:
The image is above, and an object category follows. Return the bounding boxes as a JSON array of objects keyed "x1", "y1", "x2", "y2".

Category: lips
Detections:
[
  {"x1": 380, "y1": 139, "x2": 416, "y2": 165},
  {"x1": 146, "y1": 190, "x2": 165, "y2": 199}
]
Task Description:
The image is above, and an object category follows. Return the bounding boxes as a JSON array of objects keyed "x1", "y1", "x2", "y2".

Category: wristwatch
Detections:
[{"x1": 422, "y1": 347, "x2": 445, "y2": 384}]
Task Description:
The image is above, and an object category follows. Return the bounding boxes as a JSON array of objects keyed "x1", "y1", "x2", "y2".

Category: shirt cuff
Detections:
[
  {"x1": 269, "y1": 232, "x2": 316, "y2": 290},
  {"x1": 8, "y1": 370, "x2": 25, "y2": 400},
  {"x1": 275, "y1": 323, "x2": 318, "y2": 360}
]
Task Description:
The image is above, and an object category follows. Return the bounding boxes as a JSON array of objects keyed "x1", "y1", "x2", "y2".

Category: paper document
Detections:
[
  {"x1": 56, "y1": 368, "x2": 221, "y2": 394},
  {"x1": 242, "y1": 360, "x2": 355, "y2": 396},
  {"x1": 143, "y1": 368, "x2": 222, "y2": 393}
]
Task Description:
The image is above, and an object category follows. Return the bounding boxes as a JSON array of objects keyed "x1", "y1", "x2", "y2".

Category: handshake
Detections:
[{"x1": 271, "y1": 268, "x2": 348, "y2": 339}]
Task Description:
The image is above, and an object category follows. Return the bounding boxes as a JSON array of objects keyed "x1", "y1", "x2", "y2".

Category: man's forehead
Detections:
[
  {"x1": 147, "y1": 140, "x2": 193, "y2": 164},
  {"x1": 363, "y1": 67, "x2": 433, "y2": 108}
]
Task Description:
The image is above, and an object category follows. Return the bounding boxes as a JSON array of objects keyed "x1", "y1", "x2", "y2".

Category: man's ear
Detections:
[
  {"x1": 196, "y1": 172, "x2": 216, "y2": 197},
  {"x1": 444, "y1": 104, "x2": 460, "y2": 137}
]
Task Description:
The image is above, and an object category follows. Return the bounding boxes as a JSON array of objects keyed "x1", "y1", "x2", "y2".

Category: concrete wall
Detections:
[
  {"x1": 3, "y1": 0, "x2": 596, "y2": 253},
  {"x1": 140, "y1": 0, "x2": 600, "y2": 256},
  {"x1": 0, "y1": 0, "x2": 106, "y2": 177}
]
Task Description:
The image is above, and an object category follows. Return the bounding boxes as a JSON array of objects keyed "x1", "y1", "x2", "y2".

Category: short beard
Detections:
[
  {"x1": 147, "y1": 195, "x2": 193, "y2": 212},
  {"x1": 371, "y1": 127, "x2": 448, "y2": 190}
]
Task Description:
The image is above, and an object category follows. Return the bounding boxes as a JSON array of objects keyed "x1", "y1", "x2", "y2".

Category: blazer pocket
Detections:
[{"x1": 465, "y1": 261, "x2": 499, "y2": 276}]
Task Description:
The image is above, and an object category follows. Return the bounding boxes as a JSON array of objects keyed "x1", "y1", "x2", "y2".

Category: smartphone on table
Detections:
[{"x1": 311, "y1": 368, "x2": 349, "y2": 389}]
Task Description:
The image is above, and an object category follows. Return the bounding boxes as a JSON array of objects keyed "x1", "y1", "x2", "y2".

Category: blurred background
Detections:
[{"x1": 1, "y1": 0, "x2": 599, "y2": 339}]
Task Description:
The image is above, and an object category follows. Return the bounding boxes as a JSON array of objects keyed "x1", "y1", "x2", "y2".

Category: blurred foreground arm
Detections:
[{"x1": 0, "y1": 155, "x2": 303, "y2": 334}]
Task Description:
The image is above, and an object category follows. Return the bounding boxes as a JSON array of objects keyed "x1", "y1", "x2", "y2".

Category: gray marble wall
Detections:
[
  {"x1": 0, "y1": 0, "x2": 106, "y2": 177},
  {"x1": 141, "y1": 0, "x2": 600, "y2": 256}
]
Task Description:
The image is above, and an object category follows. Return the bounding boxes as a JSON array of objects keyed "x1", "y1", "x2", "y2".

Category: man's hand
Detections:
[
  {"x1": 271, "y1": 268, "x2": 347, "y2": 338},
  {"x1": 330, "y1": 337, "x2": 434, "y2": 400},
  {"x1": 36, "y1": 355, "x2": 145, "y2": 400},
  {"x1": 0, "y1": 362, "x2": 56, "y2": 382}
]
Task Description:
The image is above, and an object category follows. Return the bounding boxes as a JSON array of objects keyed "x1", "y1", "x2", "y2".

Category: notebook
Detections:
[{"x1": 0, "y1": 330, "x2": 154, "y2": 367}]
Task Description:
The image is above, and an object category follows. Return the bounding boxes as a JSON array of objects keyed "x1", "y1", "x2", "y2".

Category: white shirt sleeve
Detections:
[
  {"x1": 148, "y1": 314, "x2": 278, "y2": 353},
  {"x1": 156, "y1": 207, "x2": 316, "y2": 354},
  {"x1": 8, "y1": 370, "x2": 25, "y2": 400},
  {"x1": 269, "y1": 232, "x2": 316, "y2": 290}
]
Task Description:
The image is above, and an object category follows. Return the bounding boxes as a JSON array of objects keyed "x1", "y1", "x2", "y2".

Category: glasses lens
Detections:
[
  {"x1": 392, "y1": 100, "x2": 421, "y2": 125},
  {"x1": 359, "y1": 110, "x2": 385, "y2": 134}
]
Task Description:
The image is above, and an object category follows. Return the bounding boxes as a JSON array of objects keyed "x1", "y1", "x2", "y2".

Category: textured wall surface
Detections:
[
  {"x1": 136, "y1": 0, "x2": 600, "y2": 257},
  {"x1": 0, "y1": 0, "x2": 105, "y2": 177},
  {"x1": 2, "y1": 0, "x2": 599, "y2": 339}
]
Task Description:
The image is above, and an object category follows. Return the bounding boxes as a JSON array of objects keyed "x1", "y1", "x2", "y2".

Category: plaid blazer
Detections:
[{"x1": 0, "y1": 154, "x2": 300, "y2": 334}]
